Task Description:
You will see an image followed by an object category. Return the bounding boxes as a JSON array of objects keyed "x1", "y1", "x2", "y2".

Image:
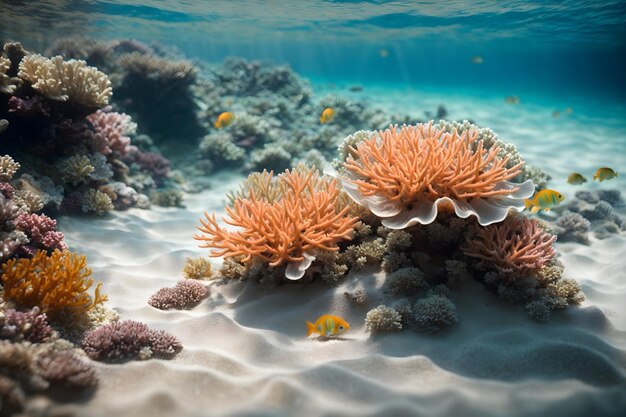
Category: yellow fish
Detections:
[
  {"x1": 565, "y1": 107, "x2": 573, "y2": 114},
  {"x1": 471, "y1": 55, "x2": 483, "y2": 64},
  {"x1": 505, "y1": 95, "x2": 520, "y2": 105},
  {"x1": 567, "y1": 173, "x2": 587, "y2": 185},
  {"x1": 320, "y1": 107, "x2": 335, "y2": 124},
  {"x1": 593, "y1": 167, "x2": 618, "y2": 182},
  {"x1": 306, "y1": 314, "x2": 350, "y2": 337},
  {"x1": 379, "y1": 48, "x2": 389, "y2": 58},
  {"x1": 214, "y1": 112, "x2": 235, "y2": 129},
  {"x1": 525, "y1": 189, "x2": 566, "y2": 213}
]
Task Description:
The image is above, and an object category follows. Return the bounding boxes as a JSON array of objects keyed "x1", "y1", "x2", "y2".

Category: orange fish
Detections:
[
  {"x1": 306, "y1": 314, "x2": 349, "y2": 337},
  {"x1": 214, "y1": 112, "x2": 235, "y2": 129},
  {"x1": 320, "y1": 108, "x2": 334, "y2": 124}
]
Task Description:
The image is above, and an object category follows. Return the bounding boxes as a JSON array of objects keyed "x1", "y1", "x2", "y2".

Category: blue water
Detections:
[{"x1": 2, "y1": 1, "x2": 626, "y2": 104}]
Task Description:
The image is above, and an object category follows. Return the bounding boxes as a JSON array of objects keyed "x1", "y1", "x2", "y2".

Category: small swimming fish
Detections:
[
  {"x1": 505, "y1": 95, "x2": 520, "y2": 105},
  {"x1": 552, "y1": 110, "x2": 561, "y2": 118},
  {"x1": 349, "y1": 85, "x2": 363, "y2": 92},
  {"x1": 306, "y1": 314, "x2": 350, "y2": 337},
  {"x1": 379, "y1": 48, "x2": 389, "y2": 58},
  {"x1": 214, "y1": 112, "x2": 235, "y2": 129},
  {"x1": 565, "y1": 107, "x2": 573, "y2": 114},
  {"x1": 320, "y1": 107, "x2": 335, "y2": 124},
  {"x1": 471, "y1": 55, "x2": 483, "y2": 64},
  {"x1": 525, "y1": 189, "x2": 566, "y2": 213},
  {"x1": 593, "y1": 167, "x2": 618, "y2": 182},
  {"x1": 567, "y1": 173, "x2": 587, "y2": 185}
]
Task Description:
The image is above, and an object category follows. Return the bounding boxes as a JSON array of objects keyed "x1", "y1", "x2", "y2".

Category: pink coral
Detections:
[
  {"x1": 462, "y1": 216, "x2": 557, "y2": 279},
  {"x1": 87, "y1": 108, "x2": 137, "y2": 156},
  {"x1": 82, "y1": 320, "x2": 182, "y2": 362},
  {"x1": 13, "y1": 213, "x2": 67, "y2": 255},
  {"x1": 148, "y1": 280, "x2": 208, "y2": 310}
]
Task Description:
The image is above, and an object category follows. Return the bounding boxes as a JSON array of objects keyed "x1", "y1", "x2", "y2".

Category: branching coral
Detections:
[
  {"x1": 195, "y1": 165, "x2": 358, "y2": 280},
  {"x1": 0, "y1": 155, "x2": 20, "y2": 181},
  {"x1": 1, "y1": 249, "x2": 107, "y2": 320},
  {"x1": 0, "y1": 56, "x2": 19, "y2": 95},
  {"x1": 58, "y1": 155, "x2": 95, "y2": 185},
  {"x1": 330, "y1": 123, "x2": 534, "y2": 228},
  {"x1": 81, "y1": 320, "x2": 182, "y2": 362},
  {"x1": 462, "y1": 216, "x2": 557, "y2": 280},
  {"x1": 87, "y1": 109, "x2": 137, "y2": 156},
  {"x1": 82, "y1": 188, "x2": 114, "y2": 215},
  {"x1": 18, "y1": 54, "x2": 112, "y2": 107},
  {"x1": 13, "y1": 213, "x2": 67, "y2": 254}
]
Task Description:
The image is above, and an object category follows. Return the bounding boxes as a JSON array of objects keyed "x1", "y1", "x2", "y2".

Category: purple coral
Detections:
[
  {"x1": 81, "y1": 320, "x2": 182, "y2": 362},
  {"x1": 134, "y1": 151, "x2": 170, "y2": 181},
  {"x1": 148, "y1": 280, "x2": 209, "y2": 310},
  {"x1": 87, "y1": 108, "x2": 137, "y2": 157},
  {"x1": 37, "y1": 351, "x2": 98, "y2": 387},
  {"x1": 13, "y1": 213, "x2": 67, "y2": 255},
  {"x1": 0, "y1": 307, "x2": 53, "y2": 343}
]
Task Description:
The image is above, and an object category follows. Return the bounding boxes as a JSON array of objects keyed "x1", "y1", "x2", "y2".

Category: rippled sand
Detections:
[{"x1": 57, "y1": 93, "x2": 626, "y2": 417}]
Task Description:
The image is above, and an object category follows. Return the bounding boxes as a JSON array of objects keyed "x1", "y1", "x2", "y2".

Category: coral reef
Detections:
[
  {"x1": 148, "y1": 280, "x2": 209, "y2": 310},
  {"x1": 37, "y1": 350, "x2": 98, "y2": 387},
  {"x1": 82, "y1": 320, "x2": 182, "y2": 362},
  {"x1": 1, "y1": 249, "x2": 107, "y2": 320},
  {"x1": 87, "y1": 108, "x2": 137, "y2": 157},
  {"x1": 331, "y1": 122, "x2": 534, "y2": 228},
  {"x1": 195, "y1": 165, "x2": 358, "y2": 280}
]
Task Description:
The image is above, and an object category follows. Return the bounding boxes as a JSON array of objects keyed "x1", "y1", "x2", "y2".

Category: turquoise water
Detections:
[{"x1": 2, "y1": 1, "x2": 626, "y2": 103}]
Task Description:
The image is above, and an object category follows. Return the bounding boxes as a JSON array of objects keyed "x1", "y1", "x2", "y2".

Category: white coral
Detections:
[
  {"x1": 365, "y1": 305, "x2": 402, "y2": 333},
  {"x1": 18, "y1": 54, "x2": 112, "y2": 107}
]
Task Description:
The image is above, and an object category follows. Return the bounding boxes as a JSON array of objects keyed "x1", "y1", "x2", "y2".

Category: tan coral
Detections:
[
  {"x1": 195, "y1": 165, "x2": 358, "y2": 280},
  {"x1": 18, "y1": 54, "x2": 112, "y2": 107},
  {"x1": 328, "y1": 122, "x2": 534, "y2": 228}
]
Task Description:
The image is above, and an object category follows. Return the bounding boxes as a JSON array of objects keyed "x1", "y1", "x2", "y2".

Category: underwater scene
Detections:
[{"x1": 1, "y1": 1, "x2": 626, "y2": 416}]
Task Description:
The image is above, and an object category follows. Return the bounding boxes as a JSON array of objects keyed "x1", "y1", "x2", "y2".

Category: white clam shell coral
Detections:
[{"x1": 326, "y1": 168, "x2": 535, "y2": 228}]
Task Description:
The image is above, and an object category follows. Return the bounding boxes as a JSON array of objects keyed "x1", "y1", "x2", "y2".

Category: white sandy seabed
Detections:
[{"x1": 57, "y1": 90, "x2": 626, "y2": 417}]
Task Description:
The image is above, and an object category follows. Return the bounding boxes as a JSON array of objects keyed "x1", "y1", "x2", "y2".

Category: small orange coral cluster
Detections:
[
  {"x1": 194, "y1": 166, "x2": 358, "y2": 279},
  {"x1": 462, "y1": 216, "x2": 557, "y2": 279},
  {"x1": 1, "y1": 249, "x2": 107, "y2": 319},
  {"x1": 345, "y1": 123, "x2": 523, "y2": 204}
]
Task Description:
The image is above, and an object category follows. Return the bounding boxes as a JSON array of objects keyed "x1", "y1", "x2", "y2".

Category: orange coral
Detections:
[
  {"x1": 1, "y1": 249, "x2": 107, "y2": 319},
  {"x1": 462, "y1": 216, "x2": 557, "y2": 279},
  {"x1": 345, "y1": 123, "x2": 523, "y2": 204},
  {"x1": 332, "y1": 122, "x2": 533, "y2": 227},
  {"x1": 194, "y1": 166, "x2": 358, "y2": 279}
]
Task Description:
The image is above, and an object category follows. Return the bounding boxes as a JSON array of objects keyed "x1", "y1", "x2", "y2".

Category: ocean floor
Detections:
[{"x1": 56, "y1": 89, "x2": 626, "y2": 417}]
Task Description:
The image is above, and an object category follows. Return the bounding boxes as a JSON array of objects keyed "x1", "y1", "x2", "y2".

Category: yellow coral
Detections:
[{"x1": 1, "y1": 249, "x2": 107, "y2": 320}]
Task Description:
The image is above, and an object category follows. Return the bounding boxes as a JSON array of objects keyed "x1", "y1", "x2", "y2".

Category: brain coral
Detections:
[
  {"x1": 328, "y1": 122, "x2": 534, "y2": 228},
  {"x1": 195, "y1": 165, "x2": 358, "y2": 280}
]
